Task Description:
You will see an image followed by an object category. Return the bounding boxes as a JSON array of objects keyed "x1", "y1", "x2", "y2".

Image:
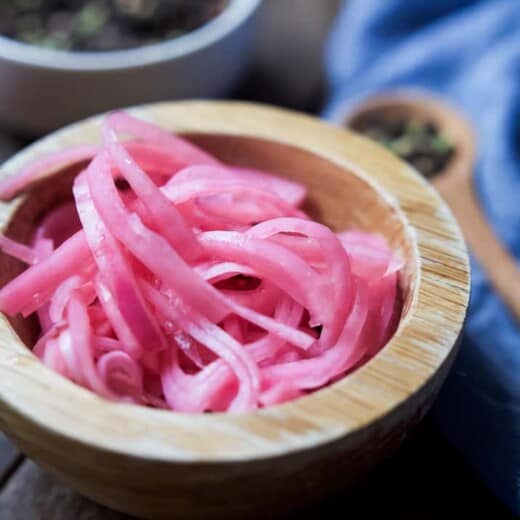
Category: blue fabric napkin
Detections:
[{"x1": 324, "y1": 0, "x2": 520, "y2": 513}]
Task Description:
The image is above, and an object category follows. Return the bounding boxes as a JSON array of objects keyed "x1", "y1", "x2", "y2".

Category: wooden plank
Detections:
[
  {"x1": 0, "y1": 434, "x2": 20, "y2": 484},
  {"x1": 0, "y1": 424, "x2": 513, "y2": 519},
  {"x1": 0, "y1": 135, "x2": 21, "y2": 163},
  {"x1": 0, "y1": 460, "x2": 130, "y2": 520}
]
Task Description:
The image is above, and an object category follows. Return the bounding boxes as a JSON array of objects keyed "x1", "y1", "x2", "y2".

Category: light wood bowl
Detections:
[{"x1": 0, "y1": 102, "x2": 469, "y2": 519}]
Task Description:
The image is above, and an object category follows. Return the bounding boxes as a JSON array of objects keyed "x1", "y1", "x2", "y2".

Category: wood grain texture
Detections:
[{"x1": 0, "y1": 102, "x2": 470, "y2": 519}]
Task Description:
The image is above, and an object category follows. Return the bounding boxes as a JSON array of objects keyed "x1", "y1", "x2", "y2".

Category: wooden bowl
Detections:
[{"x1": 0, "y1": 102, "x2": 470, "y2": 519}]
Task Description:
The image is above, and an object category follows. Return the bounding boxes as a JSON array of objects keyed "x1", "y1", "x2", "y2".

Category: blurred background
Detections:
[{"x1": 0, "y1": 0, "x2": 518, "y2": 518}]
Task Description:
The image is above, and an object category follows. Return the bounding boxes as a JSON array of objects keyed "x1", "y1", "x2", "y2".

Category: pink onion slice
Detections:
[
  {"x1": 163, "y1": 177, "x2": 305, "y2": 224},
  {"x1": 0, "y1": 234, "x2": 38, "y2": 265},
  {"x1": 261, "y1": 278, "x2": 368, "y2": 389},
  {"x1": 66, "y1": 294, "x2": 113, "y2": 398},
  {"x1": 199, "y1": 230, "x2": 325, "y2": 319},
  {"x1": 74, "y1": 173, "x2": 164, "y2": 356},
  {"x1": 0, "y1": 139, "x2": 194, "y2": 202},
  {"x1": 247, "y1": 218, "x2": 353, "y2": 348},
  {"x1": 42, "y1": 335, "x2": 70, "y2": 378},
  {"x1": 0, "y1": 110, "x2": 403, "y2": 413},
  {"x1": 170, "y1": 164, "x2": 306, "y2": 207},
  {"x1": 0, "y1": 145, "x2": 99, "y2": 201},
  {"x1": 103, "y1": 120, "x2": 201, "y2": 261},
  {"x1": 98, "y1": 350, "x2": 143, "y2": 400},
  {"x1": 143, "y1": 282, "x2": 258, "y2": 412},
  {"x1": 338, "y1": 231, "x2": 404, "y2": 279},
  {"x1": 248, "y1": 296, "x2": 304, "y2": 364},
  {"x1": 105, "y1": 112, "x2": 219, "y2": 166},
  {"x1": 229, "y1": 166, "x2": 307, "y2": 207},
  {"x1": 87, "y1": 152, "x2": 228, "y2": 324},
  {"x1": 0, "y1": 231, "x2": 94, "y2": 316}
]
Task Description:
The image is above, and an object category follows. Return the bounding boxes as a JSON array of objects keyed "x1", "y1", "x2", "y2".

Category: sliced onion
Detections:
[{"x1": 0, "y1": 111, "x2": 402, "y2": 412}]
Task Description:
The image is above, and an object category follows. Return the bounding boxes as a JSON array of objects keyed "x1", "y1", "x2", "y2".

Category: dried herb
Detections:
[
  {"x1": 0, "y1": 0, "x2": 229, "y2": 52},
  {"x1": 352, "y1": 114, "x2": 455, "y2": 179}
]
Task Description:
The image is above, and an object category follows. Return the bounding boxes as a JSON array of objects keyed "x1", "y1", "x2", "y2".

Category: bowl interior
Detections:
[{"x1": 0, "y1": 133, "x2": 417, "y2": 354}]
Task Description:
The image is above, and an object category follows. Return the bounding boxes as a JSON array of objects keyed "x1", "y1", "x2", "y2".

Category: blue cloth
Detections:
[{"x1": 324, "y1": 0, "x2": 520, "y2": 513}]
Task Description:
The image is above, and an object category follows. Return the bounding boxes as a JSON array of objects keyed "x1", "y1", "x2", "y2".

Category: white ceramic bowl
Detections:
[{"x1": 0, "y1": 0, "x2": 260, "y2": 135}]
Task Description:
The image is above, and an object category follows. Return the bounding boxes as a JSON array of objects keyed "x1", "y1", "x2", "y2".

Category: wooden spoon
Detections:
[{"x1": 343, "y1": 92, "x2": 520, "y2": 322}]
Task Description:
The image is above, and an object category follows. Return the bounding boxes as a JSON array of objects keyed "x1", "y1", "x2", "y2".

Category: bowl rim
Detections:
[
  {"x1": 0, "y1": 101, "x2": 470, "y2": 463},
  {"x1": 0, "y1": 0, "x2": 260, "y2": 71}
]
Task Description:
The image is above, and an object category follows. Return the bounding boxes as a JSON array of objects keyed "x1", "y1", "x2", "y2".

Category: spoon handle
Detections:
[{"x1": 435, "y1": 177, "x2": 520, "y2": 322}]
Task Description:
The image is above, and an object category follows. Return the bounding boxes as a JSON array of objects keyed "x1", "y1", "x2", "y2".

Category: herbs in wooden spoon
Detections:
[{"x1": 352, "y1": 115, "x2": 455, "y2": 179}]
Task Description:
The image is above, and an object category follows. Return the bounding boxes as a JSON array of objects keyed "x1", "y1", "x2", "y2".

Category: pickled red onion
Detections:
[{"x1": 0, "y1": 112, "x2": 402, "y2": 412}]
